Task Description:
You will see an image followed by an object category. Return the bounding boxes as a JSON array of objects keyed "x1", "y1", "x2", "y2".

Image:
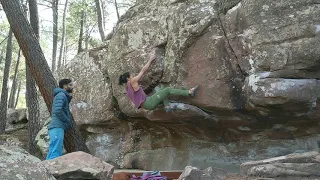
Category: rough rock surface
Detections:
[
  {"x1": 55, "y1": 0, "x2": 320, "y2": 171},
  {"x1": 42, "y1": 151, "x2": 114, "y2": 180},
  {"x1": 178, "y1": 166, "x2": 202, "y2": 180},
  {"x1": 7, "y1": 108, "x2": 27, "y2": 124},
  {"x1": 241, "y1": 151, "x2": 320, "y2": 178},
  {"x1": 57, "y1": 50, "x2": 115, "y2": 126},
  {"x1": 0, "y1": 145, "x2": 55, "y2": 180},
  {"x1": 84, "y1": 121, "x2": 320, "y2": 170},
  {"x1": 6, "y1": 108, "x2": 28, "y2": 132},
  {"x1": 35, "y1": 117, "x2": 66, "y2": 158},
  {"x1": 35, "y1": 118, "x2": 50, "y2": 158},
  {"x1": 178, "y1": 166, "x2": 228, "y2": 180}
]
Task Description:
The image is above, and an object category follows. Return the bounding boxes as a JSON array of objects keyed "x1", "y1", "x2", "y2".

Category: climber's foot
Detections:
[
  {"x1": 164, "y1": 105, "x2": 177, "y2": 112},
  {"x1": 189, "y1": 85, "x2": 199, "y2": 96}
]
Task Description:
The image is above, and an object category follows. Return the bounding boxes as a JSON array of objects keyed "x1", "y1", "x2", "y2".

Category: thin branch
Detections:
[
  {"x1": 40, "y1": 0, "x2": 52, "y2": 4},
  {"x1": 37, "y1": 2, "x2": 51, "y2": 8}
]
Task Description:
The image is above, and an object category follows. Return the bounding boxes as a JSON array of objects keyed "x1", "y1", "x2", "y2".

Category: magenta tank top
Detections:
[{"x1": 126, "y1": 83, "x2": 147, "y2": 108}]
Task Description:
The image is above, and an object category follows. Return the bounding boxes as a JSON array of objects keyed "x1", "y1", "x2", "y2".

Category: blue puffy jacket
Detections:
[{"x1": 48, "y1": 88, "x2": 72, "y2": 130}]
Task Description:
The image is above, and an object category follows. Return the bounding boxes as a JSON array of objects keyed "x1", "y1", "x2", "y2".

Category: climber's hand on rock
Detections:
[{"x1": 149, "y1": 51, "x2": 156, "y2": 62}]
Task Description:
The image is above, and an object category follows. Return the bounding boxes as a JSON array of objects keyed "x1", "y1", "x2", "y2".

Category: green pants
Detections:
[{"x1": 142, "y1": 87, "x2": 189, "y2": 110}]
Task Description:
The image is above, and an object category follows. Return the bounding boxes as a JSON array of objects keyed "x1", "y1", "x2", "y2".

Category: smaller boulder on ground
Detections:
[
  {"x1": 241, "y1": 151, "x2": 320, "y2": 179},
  {"x1": 7, "y1": 108, "x2": 27, "y2": 124},
  {"x1": 178, "y1": 166, "x2": 228, "y2": 180},
  {"x1": 42, "y1": 151, "x2": 114, "y2": 180},
  {"x1": 0, "y1": 145, "x2": 56, "y2": 180}
]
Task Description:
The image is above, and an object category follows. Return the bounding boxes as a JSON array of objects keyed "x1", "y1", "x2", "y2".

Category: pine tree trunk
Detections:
[
  {"x1": 0, "y1": 29, "x2": 13, "y2": 133},
  {"x1": 114, "y1": 0, "x2": 120, "y2": 20},
  {"x1": 84, "y1": 11, "x2": 88, "y2": 50},
  {"x1": 94, "y1": 0, "x2": 105, "y2": 41},
  {"x1": 27, "y1": 0, "x2": 41, "y2": 156},
  {"x1": 8, "y1": 77, "x2": 17, "y2": 109},
  {"x1": 52, "y1": 0, "x2": 58, "y2": 73},
  {"x1": 0, "y1": 0, "x2": 90, "y2": 153},
  {"x1": 58, "y1": 0, "x2": 68, "y2": 69},
  {"x1": 26, "y1": 63, "x2": 41, "y2": 155},
  {"x1": 28, "y1": 0, "x2": 39, "y2": 38},
  {"x1": 77, "y1": 9, "x2": 85, "y2": 53},
  {"x1": 14, "y1": 80, "x2": 21, "y2": 108},
  {"x1": 8, "y1": 49, "x2": 21, "y2": 109},
  {"x1": 63, "y1": 44, "x2": 67, "y2": 66},
  {"x1": 101, "y1": 0, "x2": 105, "y2": 30},
  {"x1": 0, "y1": 45, "x2": 5, "y2": 65}
]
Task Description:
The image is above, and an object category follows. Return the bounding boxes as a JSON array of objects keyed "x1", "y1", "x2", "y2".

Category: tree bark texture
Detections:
[
  {"x1": 95, "y1": 0, "x2": 105, "y2": 41},
  {"x1": 0, "y1": 29, "x2": 13, "y2": 133},
  {"x1": 14, "y1": 80, "x2": 21, "y2": 108},
  {"x1": 8, "y1": 49, "x2": 21, "y2": 109},
  {"x1": 58, "y1": 0, "x2": 68, "y2": 69},
  {"x1": 27, "y1": 0, "x2": 41, "y2": 155},
  {"x1": 77, "y1": 9, "x2": 85, "y2": 53},
  {"x1": 52, "y1": 0, "x2": 58, "y2": 73}
]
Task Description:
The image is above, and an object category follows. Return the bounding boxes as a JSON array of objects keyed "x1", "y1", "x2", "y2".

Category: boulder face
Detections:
[
  {"x1": 57, "y1": 50, "x2": 115, "y2": 126},
  {"x1": 0, "y1": 145, "x2": 55, "y2": 180},
  {"x1": 56, "y1": 0, "x2": 320, "y2": 171}
]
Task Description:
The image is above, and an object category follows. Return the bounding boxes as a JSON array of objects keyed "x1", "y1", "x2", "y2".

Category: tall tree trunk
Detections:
[
  {"x1": 0, "y1": 29, "x2": 13, "y2": 133},
  {"x1": 28, "y1": 0, "x2": 41, "y2": 156},
  {"x1": 0, "y1": 45, "x2": 6, "y2": 65},
  {"x1": 114, "y1": 0, "x2": 120, "y2": 20},
  {"x1": 84, "y1": 16, "x2": 89, "y2": 50},
  {"x1": 85, "y1": 29, "x2": 89, "y2": 50},
  {"x1": 94, "y1": 0, "x2": 105, "y2": 41},
  {"x1": 58, "y1": 0, "x2": 68, "y2": 69},
  {"x1": 26, "y1": 63, "x2": 41, "y2": 155},
  {"x1": 77, "y1": 9, "x2": 85, "y2": 53},
  {"x1": 14, "y1": 80, "x2": 21, "y2": 109},
  {"x1": 84, "y1": 7, "x2": 88, "y2": 50},
  {"x1": 52, "y1": 0, "x2": 58, "y2": 73},
  {"x1": 8, "y1": 49, "x2": 21, "y2": 109},
  {"x1": 101, "y1": 0, "x2": 105, "y2": 30},
  {"x1": 8, "y1": 79, "x2": 18, "y2": 108},
  {"x1": 0, "y1": 0, "x2": 90, "y2": 153},
  {"x1": 28, "y1": 0, "x2": 39, "y2": 38},
  {"x1": 63, "y1": 43, "x2": 67, "y2": 66}
]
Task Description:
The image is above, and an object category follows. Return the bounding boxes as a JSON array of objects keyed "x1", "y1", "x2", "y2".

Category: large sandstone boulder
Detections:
[
  {"x1": 56, "y1": 0, "x2": 320, "y2": 171},
  {"x1": 42, "y1": 151, "x2": 114, "y2": 180},
  {"x1": 57, "y1": 50, "x2": 115, "y2": 125},
  {"x1": 224, "y1": 0, "x2": 320, "y2": 117},
  {"x1": 85, "y1": 119, "x2": 320, "y2": 170},
  {"x1": 56, "y1": 0, "x2": 320, "y2": 120},
  {"x1": 0, "y1": 145, "x2": 55, "y2": 180}
]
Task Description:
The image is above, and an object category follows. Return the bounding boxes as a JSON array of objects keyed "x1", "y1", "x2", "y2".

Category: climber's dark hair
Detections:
[
  {"x1": 59, "y1": 79, "x2": 72, "y2": 88},
  {"x1": 119, "y1": 72, "x2": 130, "y2": 85}
]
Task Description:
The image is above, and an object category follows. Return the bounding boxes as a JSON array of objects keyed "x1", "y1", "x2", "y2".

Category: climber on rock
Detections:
[{"x1": 118, "y1": 50, "x2": 199, "y2": 112}]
